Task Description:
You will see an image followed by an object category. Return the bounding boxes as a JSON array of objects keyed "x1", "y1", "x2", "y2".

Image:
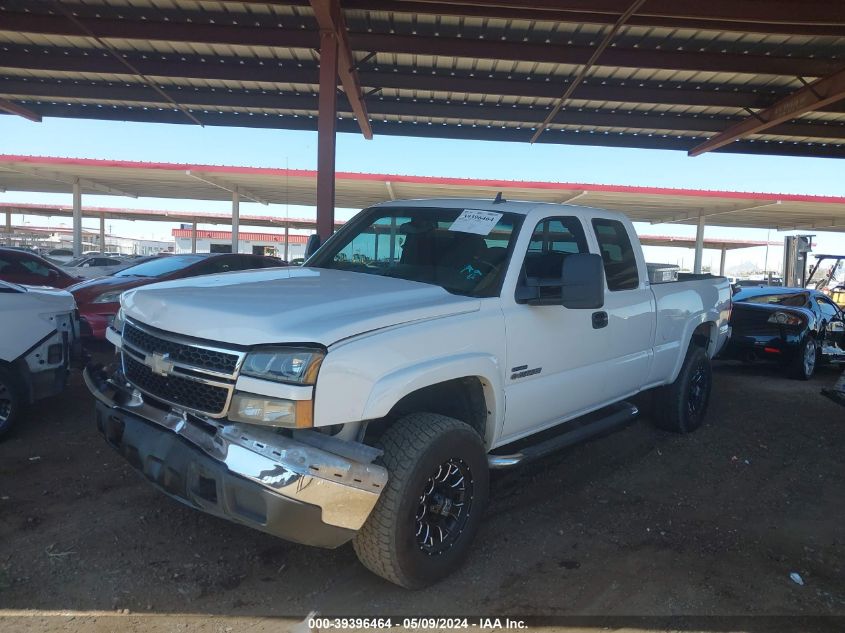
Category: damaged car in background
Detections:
[
  {"x1": 0, "y1": 280, "x2": 80, "y2": 439},
  {"x1": 720, "y1": 287, "x2": 845, "y2": 380}
]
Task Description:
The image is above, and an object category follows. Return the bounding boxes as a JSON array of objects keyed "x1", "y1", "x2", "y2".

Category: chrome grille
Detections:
[
  {"x1": 123, "y1": 354, "x2": 230, "y2": 415},
  {"x1": 121, "y1": 319, "x2": 244, "y2": 417},
  {"x1": 123, "y1": 322, "x2": 239, "y2": 375}
]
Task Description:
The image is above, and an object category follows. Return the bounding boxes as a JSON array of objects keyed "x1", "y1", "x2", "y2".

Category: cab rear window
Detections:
[{"x1": 592, "y1": 219, "x2": 639, "y2": 291}]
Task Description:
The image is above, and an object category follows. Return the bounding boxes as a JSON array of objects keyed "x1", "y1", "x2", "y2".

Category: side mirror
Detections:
[
  {"x1": 304, "y1": 233, "x2": 321, "y2": 259},
  {"x1": 47, "y1": 268, "x2": 59, "y2": 278},
  {"x1": 517, "y1": 253, "x2": 605, "y2": 309}
]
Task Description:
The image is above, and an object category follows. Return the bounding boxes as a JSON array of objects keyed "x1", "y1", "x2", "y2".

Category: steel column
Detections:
[
  {"x1": 191, "y1": 219, "x2": 197, "y2": 253},
  {"x1": 99, "y1": 213, "x2": 106, "y2": 253},
  {"x1": 316, "y1": 29, "x2": 339, "y2": 241},
  {"x1": 72, "y1": 180, "x2": 82, "y2": 257},
  {"x1": 4, "y1": 209, "x2": 11, "y2": 246},
  {"x1": 231, "y1": 187, "x2": 240, "y2": 253},
  {"x1": 693, "y1": 213, "x2": 705, "y2": 274},
  {"x1": 284, "y1": 225, "x2": 290, "y2": 261},
  {"x1": 719, "y1": 247, "x2": 727, "y2": 276}
]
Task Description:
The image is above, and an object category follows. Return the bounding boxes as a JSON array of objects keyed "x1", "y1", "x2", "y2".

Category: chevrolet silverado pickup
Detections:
[
  {"x1": 85, "y1": 199, "x2": 731, "y2": 588},
  {"x1": 1, "y1": 280, "x2": 80, "y2": 439}
]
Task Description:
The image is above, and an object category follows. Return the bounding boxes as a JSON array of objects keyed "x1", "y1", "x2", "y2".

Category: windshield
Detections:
[
  {"x1": 115, "y1": 255, "x2": 203, "y2": 278},
  {"x1": 308, "y1": 207, "x2": 523, "y2": 297}
]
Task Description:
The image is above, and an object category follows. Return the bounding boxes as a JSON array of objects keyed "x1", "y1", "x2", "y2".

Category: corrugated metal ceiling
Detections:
[{"x1": 0, "y1": 0, "x2": 843, "y2": 157}]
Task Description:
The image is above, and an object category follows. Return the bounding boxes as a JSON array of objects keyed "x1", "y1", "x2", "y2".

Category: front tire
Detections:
[
  {"x1": 353, "y1": 413, "x2": 489, "y2": 589},
  {"x1": 0, "y1": 367, "x2": 23, "y2": 440},
  {"x1": 653, "y1": 346, "x2": 712, "y2": 434}
]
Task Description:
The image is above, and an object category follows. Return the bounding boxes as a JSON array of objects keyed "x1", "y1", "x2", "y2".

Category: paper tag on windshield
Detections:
[{"x1": 448, "y1": 209, "x2": 503, "y2": 236}]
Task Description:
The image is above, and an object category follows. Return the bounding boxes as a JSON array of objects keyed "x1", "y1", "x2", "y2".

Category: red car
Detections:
[
  {"x1": 70, "y1": 253, "x2": 286, "y2": 339},
  {"x1": 0, "y1": 247, "x2": 81, "y2": 288}
]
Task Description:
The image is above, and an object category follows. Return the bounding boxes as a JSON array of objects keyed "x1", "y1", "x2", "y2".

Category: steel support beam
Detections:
[
  {"x1": 4, "y1": 209, "x2": 11, "y2": 246},
  {"x1": 690, "y1": 67, "x2": 845, "y2": 156},
  {"x1": 4, "y1": 66, "x2": 845, "y2": 115},
  {"x1": 561, "y1": 191, "x2": 588, "y2": 204},
  {"x1": 693, "y1": 214, "x2": 705, "y2": 274},
  {"x1": 191, "y1": 220, "x2": 198, "y2": 254},
  {"x1": 72, "y1": 180, "x2": 82, "y2": 258},
  {"x1": 309, "y1": 0, "x2": 373, "y2": 139},
  {"x1": 316, "y1": 29, "x2": 339, "y2": 241},
  {"x1": 99, "y1": 213, "x2": 106, "y2": 253},
  {"x1": 532, "y1": 0, "x2": 645, "y2": 142},
  {"x1": 11, "y1": 1, "x2": 845, "y2": 39},
  {"x1": 719, "y1": 247, "x2": 727, "y2": 276},
  {"x1": 0, "y1": 98, "x2": 41, "y2": 123},
  {"x1": 184, "y1": 171, "x2": 269, "y2": 205},
  {"x1": 0, "y1": 36, "x2": 836, "y2": 80},
  {"x1": 385, "y1": 181, "x2": 396, "y2": 201},
  {"x1": 232, "y1": 187, "x2": 240, "y2": 253},
  {"x1": 341, "y1": 1, "x2": 845, "y2": 36},
  {"x1": 284, "y1": 225, "x2": 290, "y2": 261}
]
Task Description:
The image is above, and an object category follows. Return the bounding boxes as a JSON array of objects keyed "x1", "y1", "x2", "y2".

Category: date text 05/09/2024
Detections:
[{"x1": 305, "y1": 617, "x2": 528, "y2": 630}]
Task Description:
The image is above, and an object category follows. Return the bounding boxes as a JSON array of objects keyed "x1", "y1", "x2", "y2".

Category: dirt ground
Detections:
[{"x1": 1, "y1": 358, "x2": 843, "y2": 632}]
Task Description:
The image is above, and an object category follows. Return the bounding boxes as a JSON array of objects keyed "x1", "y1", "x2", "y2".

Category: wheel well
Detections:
[
  {"x1": 371, "y1": 377, "x2": 489, "y2": 441},
  {"x1": 691, "y1": 322, "x2": 713, "y2": 352}
]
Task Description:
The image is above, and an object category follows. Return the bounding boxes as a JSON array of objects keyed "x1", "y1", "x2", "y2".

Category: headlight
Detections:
[
  {"x1": 111, "y1": 307, "x2": 126, "y2": 333},
  {"x1": 92, "y1": 290, "x2": 123, "y2": 304},
  {"x1": 228, "y1": 393, "x2": 312, "y2": 428},
  {"x1": 241, "y1": 347, "x2": 324, "y2": 385},
  {"x1": 767, "y1": 311, "x2": 803, "y2": 326}
]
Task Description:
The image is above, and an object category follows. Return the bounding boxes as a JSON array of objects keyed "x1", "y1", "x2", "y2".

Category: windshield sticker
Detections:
[{"x1": 448, "y1": 209, "x2": 503, "y2": 236}]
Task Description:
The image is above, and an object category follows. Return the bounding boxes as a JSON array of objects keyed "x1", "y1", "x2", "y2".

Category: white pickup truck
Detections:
[
  {"x1": 85, "y1": 199, "x2": 730, "y2": 588},
  {"x1": 1, "y1": 280, "x2": 80, "y2": 439}
]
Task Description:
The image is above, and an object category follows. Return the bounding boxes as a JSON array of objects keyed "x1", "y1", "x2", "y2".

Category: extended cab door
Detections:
[
  {"x1": 500, "y1": 214, "x2": 610, "y2": 442},
  {"x1": 588, "y1": 216, "x2": 655, "y2": 396},
  {"x1": 500, "y1": 212, "x2": 654, "y2": 444}
]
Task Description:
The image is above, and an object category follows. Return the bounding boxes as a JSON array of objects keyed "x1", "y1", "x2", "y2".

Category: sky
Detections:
[{"x1": 2, "y1": 116, "x2": 844, "y2": 274}]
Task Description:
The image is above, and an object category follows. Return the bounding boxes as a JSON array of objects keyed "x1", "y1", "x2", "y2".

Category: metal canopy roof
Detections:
[
  {"x1": 2, "y1": 155, "x2": 845, "y2": 232},
  {"x1": 1, "y1": 1, "x2": 844, "y2": 158}
]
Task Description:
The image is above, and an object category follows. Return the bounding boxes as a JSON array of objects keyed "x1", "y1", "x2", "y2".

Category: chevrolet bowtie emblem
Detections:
[{"x1": 145, "y1": 351, "x2": 175, "y2": 377}]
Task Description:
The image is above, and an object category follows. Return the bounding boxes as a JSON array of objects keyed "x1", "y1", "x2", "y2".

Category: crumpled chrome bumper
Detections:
[{"x1": 84, "y1": 365, "x2": 387, "y2": 548}]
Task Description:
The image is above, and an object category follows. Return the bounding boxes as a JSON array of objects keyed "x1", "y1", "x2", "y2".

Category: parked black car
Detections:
[{"x1": 720, "y1": 287, "x2": 845, "y2": 380}]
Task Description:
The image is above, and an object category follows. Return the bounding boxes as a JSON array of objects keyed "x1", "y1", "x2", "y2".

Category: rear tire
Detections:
[
  {"x1": 0, "y1": 367, "x2": 23, "y2": 440},
  {"x1": 653, "y1": 346, "x2": 712, "y2": 434},
  {"x1": 790, "y1": 336, "x2": 817, "y2": 381},
  {"x1": 353, "y1": 413, "x2": 489, "y2": 589}
]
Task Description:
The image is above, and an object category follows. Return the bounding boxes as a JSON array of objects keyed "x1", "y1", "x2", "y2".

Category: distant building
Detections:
[
  {"x1": 5, "y1": 224, "x2": 171, "y2": 255},
  {"x1": 172, "y1": 229, "x2": 308, "y2": 260}
]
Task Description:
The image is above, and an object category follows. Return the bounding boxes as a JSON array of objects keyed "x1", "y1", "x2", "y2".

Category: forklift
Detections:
[{"x1": 806, "y1": 254, "x2": 845, "y2": 308}]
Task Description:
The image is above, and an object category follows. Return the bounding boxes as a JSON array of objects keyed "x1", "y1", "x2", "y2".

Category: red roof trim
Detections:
[{"x1": 1, "y1": 155, "x2": 844, "y2": 205}]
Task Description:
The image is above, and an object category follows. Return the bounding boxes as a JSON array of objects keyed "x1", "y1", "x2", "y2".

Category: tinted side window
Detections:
[
  {"x1": 523, "y1": 217, "x2": 588, "y2": 300},
  {"x1": 19, "y1": 258, "x2": 52, "y2": 278},
  {"x1": 592, "y1": 219, "x2": 639, "y2": 291}
]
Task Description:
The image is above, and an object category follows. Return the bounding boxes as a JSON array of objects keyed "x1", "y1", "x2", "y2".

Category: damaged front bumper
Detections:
[{"x1": 85, "y1": 366, "x2": 387, "y2": 548}]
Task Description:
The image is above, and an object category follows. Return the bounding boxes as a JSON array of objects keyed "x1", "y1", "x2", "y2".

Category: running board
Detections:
[{"x1": 488, "y1": 401, "x2": 639, "y2": 469}]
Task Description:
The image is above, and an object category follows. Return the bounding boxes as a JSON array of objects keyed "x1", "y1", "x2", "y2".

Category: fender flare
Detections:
[
  {"x1": 361, "y1": 352, "x2": 504, "y2": 447},
  {"x1": 669, "y1": 315, "x2": 719, "y2": 383}
]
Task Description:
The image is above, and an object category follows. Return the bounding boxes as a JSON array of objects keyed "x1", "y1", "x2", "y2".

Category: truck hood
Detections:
[{"x1": 121, "y1": 267, "x2": 481, "y2": 346}]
